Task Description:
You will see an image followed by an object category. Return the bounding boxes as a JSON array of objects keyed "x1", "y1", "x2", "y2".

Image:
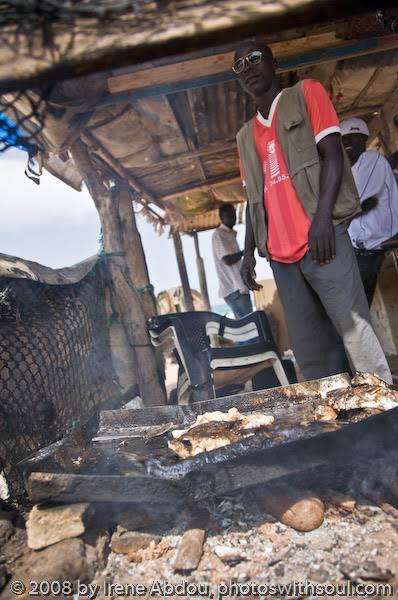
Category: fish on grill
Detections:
[
  {"x1": 168, "y1": 407, "x2": 274, "y2": 459},
  {"x1": 326, "y1": 372, "x2": 398, "y2": 412}
]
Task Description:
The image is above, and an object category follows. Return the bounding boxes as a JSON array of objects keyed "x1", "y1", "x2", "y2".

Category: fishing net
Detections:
[{"x1": 0, "y1": 263, "x2": 118, "y2": 495}]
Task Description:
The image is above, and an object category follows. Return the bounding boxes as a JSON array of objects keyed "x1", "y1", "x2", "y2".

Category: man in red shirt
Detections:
[{"x1": 235, "y1": 40, "x2": 391, "y2": 383}]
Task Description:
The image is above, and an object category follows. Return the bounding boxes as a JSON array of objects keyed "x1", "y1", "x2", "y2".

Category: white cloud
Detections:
[
  {"x1": 0, "y1": 147, "x2": 273, "y2": 304},
  {"x1": 0, "y1": 148, "x2": 101, "y2": 268},
  {"x1": 1, "y1": 149, "x2": 98, "y2": 232}
]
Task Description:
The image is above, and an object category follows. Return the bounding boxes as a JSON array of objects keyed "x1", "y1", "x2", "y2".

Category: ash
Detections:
[{"x1": 94, "y1": 492, "x2": 398, "y2": 599}]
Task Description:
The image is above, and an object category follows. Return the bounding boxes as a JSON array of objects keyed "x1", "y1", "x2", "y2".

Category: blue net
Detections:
[{"x1": 0, "y1": 111, "x2": 30, "y2": 152}]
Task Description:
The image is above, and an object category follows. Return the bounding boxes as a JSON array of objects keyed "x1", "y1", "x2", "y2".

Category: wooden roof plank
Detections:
[
  {"x1": 166, "y1": 91, "x2": 210, "y2": 188},
  {"x1": 161, "y1": 176, "x2": 242, "y2": 202},
  {"x1": 102, "y1": 34, "x2": 398, "y2": 105},
  {"x1": 107, "y1": 31, "x2": 340, "y2": 93},
  {"x1": 2, "y1": 1, "x2": 396, "y2": 93},
  {"x1": 82, "y1": 129, "x2": 164, "y2": 211}
]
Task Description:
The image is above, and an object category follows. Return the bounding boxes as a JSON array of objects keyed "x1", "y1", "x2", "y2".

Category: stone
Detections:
[
  {"x1": 214, "y1": 545, "x2": 246, "y2": 564},
  {"x1": 123, "y1": 396, "x2": 144, "y2": 409},
  {"x1": 110, "y1": 530, "x2": 160, "y2": 554},
  {"x1": 0, "y1": 518, "x2": 14, "y2": 544},
  {"x1": 173, "y1": 528, "x2": 205, "y2": 572},
  {"x1": 0, "y1": 565, "x2": 8, "y2": 592},
  {"x1": 127, "y1": 538, "x2": 170, "y2": 563},
  {"x1": 0, "y1": 507, "x2": 16, "y2": 522},
  {"x1": 0, "y1": 538, "x2": 92, "y2": 600},
  {"x1": 324, "y1": 491, "x2": 356, "y2": 513},
  {"x1": 259, "y1": 488, "x2": 325, "y2": 532},
  {"x1": 26, "y1": 503, "x2": 93, "y2": 550},
  {"x1": 30, "y1": 539, "x2": 91, "y2": 582},
  {"x1": 274, "y1": 562, "x2": 285, "y2": 577},
  {"x1": 0, "y1": 472, "x2": 9, "y2": 500},
  {"x1": 112, "y1": 503, "x2": 178, "y2": 533}
]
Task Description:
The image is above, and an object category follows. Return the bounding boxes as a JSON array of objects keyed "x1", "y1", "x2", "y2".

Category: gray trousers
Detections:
[
  {"x1": 225, "y1": 290, "x2": 253, "y2": 319},
  {"x1": 270, "y1": 224, "x2": 392, "y2": 383}
]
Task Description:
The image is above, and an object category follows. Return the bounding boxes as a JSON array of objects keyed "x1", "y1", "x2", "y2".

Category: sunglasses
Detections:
[{"x1": 232, "y1": 50, "x2": 263, "y2": 74}]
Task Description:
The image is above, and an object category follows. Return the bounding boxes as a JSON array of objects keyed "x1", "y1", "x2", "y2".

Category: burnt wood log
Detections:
[
  {"x1": 20, "y1": 384, "x2": 322, "y2": 478},
  {"x1": 27, "y1": 472, "x2": 186, "y2": 504},
  {"x1": 98, "y1": 378, "x2": 333, "y2": 429},
  {"x1": 181, "y1": 407, "x2": 398, "y2": 500},
  {"x1": 26, "y1": 408, "x2": 398, "y2": 504}
]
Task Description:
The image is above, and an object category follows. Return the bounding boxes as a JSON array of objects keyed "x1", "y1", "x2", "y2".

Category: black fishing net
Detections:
[
  {"x1": 0, "y1": 264, "x2": 118, "y2": 495},
  {"x1": 0, "y1": 89, "x2": 49, "y2": 154},
  {"x1": 0, "y1": 0, "x2": 158, "y2": 153}
]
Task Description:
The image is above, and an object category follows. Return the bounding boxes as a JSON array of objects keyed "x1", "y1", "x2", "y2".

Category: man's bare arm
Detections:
[
  {"x1": 240, "y1": 204, "x2": 262, "y2": 291},
  {"x1": 222, "y1": 251, "x2": 243, "y2": 265},
  {"x1": 309, "y1": 133, "x2": 343, "y2": 265},
  {"x1": 361, "y1": 197, "x2": 378, "y2": 213}
]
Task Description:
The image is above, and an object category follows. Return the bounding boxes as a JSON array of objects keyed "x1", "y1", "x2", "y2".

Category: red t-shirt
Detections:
[{"x1": 241, "y1": 79, "x2": 340, "y2": 263}]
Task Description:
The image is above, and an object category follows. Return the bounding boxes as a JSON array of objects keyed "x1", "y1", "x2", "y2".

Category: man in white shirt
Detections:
[
  {"x1": 341, "y1": 118, "x2": 398, "y2": 305},
  {"x1": 212, "y1": 204, "x2": 253, "y2": 318}
]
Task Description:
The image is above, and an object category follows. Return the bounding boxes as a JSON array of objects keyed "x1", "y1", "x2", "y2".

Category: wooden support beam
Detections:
[
  {"x1": 161, "y1": 176, "x2": 242, "y2": 202},
  {"x1": 82, "y1": 129, "x2": 164, "y2": 213},
  {"x1": 146, "y1": 140, "x2": 237, "y2": 166},
  {"x1": 192, "y1": 231, "x2": 211, "y2": 311},
  {"x1": 167, "y1": 93, "x2": 209, "y2": 188},
  {"x1": 172, "y1": 231, "x2": 194, "y2": 312},
  {"x1": 102, "y1": 34, "x2": 398, "y2": 105},
  {"x1": 2, "y1": 1, "x2": 397, "y2": 93},
  {"x1": 118, "y1": 184, "x2": 166, "y2": 387},
  {"x1": 71, "y1": 139, "x2": 165, "y2": 406},
  {"x1": 117, "y1": 185, "x2": 158, "y2": 321},
  {"x1": 106, "y1": 31, "x2": 391, "y2": 94}
]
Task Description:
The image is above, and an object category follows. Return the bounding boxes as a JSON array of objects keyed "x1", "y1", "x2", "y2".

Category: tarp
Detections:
[{"x1": 0, "y1": 253, "x2": 98, "y2": 285}]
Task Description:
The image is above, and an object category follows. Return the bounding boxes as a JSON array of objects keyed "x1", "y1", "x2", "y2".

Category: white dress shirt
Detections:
[
  {"x1": 349, "y1": 150, "x2": 398, "y2": 250},
  {"x1": 212, "y1": 224, "x2": 248, "y2": 299}
]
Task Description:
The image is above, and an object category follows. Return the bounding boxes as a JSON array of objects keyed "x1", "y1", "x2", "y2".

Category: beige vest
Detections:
[{"x1": 236, "y1": 80, "x2": 361, "y2": 257}]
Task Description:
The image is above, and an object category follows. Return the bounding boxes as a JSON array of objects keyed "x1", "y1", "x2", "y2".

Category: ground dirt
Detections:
[{"x1": 1, "y1": 489, "x2": 398, "y2": 600}]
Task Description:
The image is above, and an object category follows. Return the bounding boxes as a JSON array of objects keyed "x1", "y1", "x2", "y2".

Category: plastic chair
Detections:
[{"x1": 147, "y1": 310, "x2": 290, "y2": 404}]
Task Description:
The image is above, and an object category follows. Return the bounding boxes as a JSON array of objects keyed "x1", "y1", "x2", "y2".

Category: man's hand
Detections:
[
  {"x1": 222, "y1": 250, "x2": 243, "y2": 266},
  {"x1": 240, "y1": 253, "x2": 263, "y2": 291},
  {"x1": 308, "y1": 212, "x2": 336, "y2": 265},
  {"x1": 311, "y1": 132, "x2": 343, "y2": 265}
]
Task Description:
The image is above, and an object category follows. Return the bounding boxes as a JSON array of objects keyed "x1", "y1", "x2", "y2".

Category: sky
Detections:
[{"x1": 0, "y1": 148, "x2": 273, "y2": 306}]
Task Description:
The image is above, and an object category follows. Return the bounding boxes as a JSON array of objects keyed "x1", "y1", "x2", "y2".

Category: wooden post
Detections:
[
  {"x1": 192, "y1": 231, "x2": 211, "y2": 311},
  {"x1": 71, "y1": 139, "x2": 165, "y2": 406},
  {"x1": 117, "y1": 184, "x2": 158, "y2": 320},
  {"x1": 117, "y1": 183, "x2": 165, "y2": 385},
  {"x1": 172, "y1": 230, "x2": 194, "y2": 312}
]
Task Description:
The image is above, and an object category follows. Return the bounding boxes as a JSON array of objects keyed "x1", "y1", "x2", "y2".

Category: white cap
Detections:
[{"x1": 340, "y1": 118, "x2": 369, "y2": 137}]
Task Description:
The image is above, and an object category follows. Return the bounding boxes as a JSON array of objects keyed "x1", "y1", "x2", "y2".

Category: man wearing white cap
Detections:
[{"x1": 341, "y1": 117, "x2": 398, "y2": 305}]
